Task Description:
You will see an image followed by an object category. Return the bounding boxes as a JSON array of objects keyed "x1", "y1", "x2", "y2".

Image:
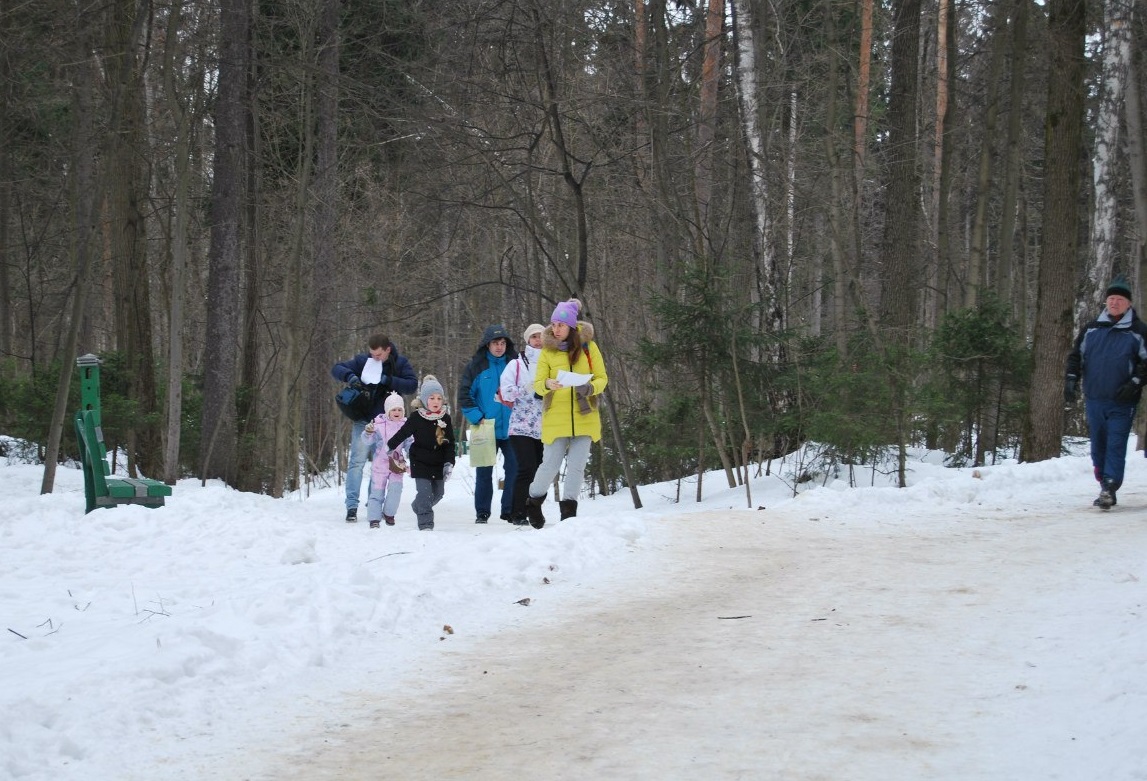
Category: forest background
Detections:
[{"x1": 1, "y1": 0, "x2": 1144, "y2": 500}]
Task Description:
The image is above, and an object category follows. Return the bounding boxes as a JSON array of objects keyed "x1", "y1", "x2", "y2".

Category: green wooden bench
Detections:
[{"x1": 74, "y1": 354, "x2": 172, "y2": 514}]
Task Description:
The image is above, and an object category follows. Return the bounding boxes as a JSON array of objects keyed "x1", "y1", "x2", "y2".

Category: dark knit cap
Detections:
[{"x1": 1106, "y1": 275, "x2": 1133, "y2": 300}]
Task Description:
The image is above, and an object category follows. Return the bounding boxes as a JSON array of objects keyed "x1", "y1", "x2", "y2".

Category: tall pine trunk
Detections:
[
  {"x1": 1023, "y1": 0, "x2": 1087, "y2": 462},
  {"x1": 305, "y1": 0, "x2": 340, "y2": 488},
  {"x1": 201, "y1": 0, "x2": 248, "y2": 484},
  {"x1": 966, "y1": 1, "x2": 1010, "y2": 310},
  {"x1": 878, "y1": 0, "x2": 923, "y2": 487},
  {"x1": 878, "y1": 0, "x2": 923, "y2": 338},
  {"x1": 997, "y1": 0, "x2": 1030, "y2": 320},
  {"x1": 41, "y1": 12, "x2": 99, "y2": 495},
  {"x1": 104, "y1": 0, "x2": 160, "y2": 477}
]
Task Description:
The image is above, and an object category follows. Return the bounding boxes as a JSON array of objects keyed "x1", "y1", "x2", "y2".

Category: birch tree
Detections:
[
  {"x1": 1077, "y1": 0, "x2": 1134, "y2": 325},
  {"x1": 730, "y1": 0, "x2": 781, "y2": 341}
]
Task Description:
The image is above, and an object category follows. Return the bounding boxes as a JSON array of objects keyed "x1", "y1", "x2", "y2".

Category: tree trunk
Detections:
[
  {"x1": 531, "y1": 4, "x2": 589, "y2": 292},
  {"x1": 1077, "y1": 0, "x2": 1133, "y2": 325},
  {"x1": 104, "y1": 0, "x2": 160, "y2": 477},
  {"x1": 306, "y1": 0, "x2": 340, "y2": 486},
  {"x1": 1126, "y1": 43, "x2": 1147, "y2": 450},
  {"x1": 731, "y1": 0, "x2": 782, "y2": 341},
  {"x1": 1129, "y1": 42, "x2": 1147, "y2": 293},
  {"x1": 693, "y1": 0, "x2": 723, "y2": 257},
  {"x1": 1022, "y1": 0, "x2": 1087, "y2": 463},
  {"x1": 928, "y1": 0, "x2": 953, "y2": 327},
  {"x1": 273, "y1": 22, "x2": 317, "y2": 500},
  {"x1": 160, "y1": 1, "x2": 200, "y2": 486},
  {"x1": 823, "y1": 0, "x2": 849, "y2": 353},
  {"x1": 237, "y1": 1, "x2": 262, "y2": 492},
  {"x1": 201, "y1": 0, "x2": 248, "y2": 484},
  {"x1": 966, "y1": 1, "x2": 1009, "y2": 310},
  {"x1": 641, "y1": 0, "x2": 677, "y2": 297},
  {"x1": 878, "y1": 0, "x2": 924, "y2": 486},
  {"x1": 878, "y1": 0, "x2": 923, "y2": 339},
  {"x1": 0, "y1": 0, "x2": 11, "y2": 359},
  {"x1": 41, "y1": 14, "x2": 99, "y2": 494},
  {"x1": 854, "y1": 0, "x2": 873, "y2": 184},
  {"x1": 997, "y1": 0, "x2": 1031, "y2": 318}
]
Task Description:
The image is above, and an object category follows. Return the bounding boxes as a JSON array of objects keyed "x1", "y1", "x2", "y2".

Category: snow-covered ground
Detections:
[{"x1": 3, "y1": 439, "x2": 1146, "y2": 780}]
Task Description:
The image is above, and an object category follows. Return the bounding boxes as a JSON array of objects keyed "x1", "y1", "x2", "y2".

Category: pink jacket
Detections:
[{"x1": 363, "y1": 416, "x2": 412, "y2": 485}]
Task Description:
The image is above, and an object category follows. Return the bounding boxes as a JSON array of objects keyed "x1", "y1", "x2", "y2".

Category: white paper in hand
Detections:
[{"x1": 556, "y1": 370, "x2": 593, "y2": 387}]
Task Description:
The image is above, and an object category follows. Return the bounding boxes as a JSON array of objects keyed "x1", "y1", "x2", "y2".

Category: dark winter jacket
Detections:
[
  {"x1": 386, "y1": 409, "x2": 456, "y2": 480},
  {"x1": 331, "y1": 347, "x2": 418, "y2": 419},
  {"x1": 1066, "y1": 307, "x2": 1147, "y2": 404},
  {"x1": 458, "y1": 325, "x2": 516, "y2": 440}
]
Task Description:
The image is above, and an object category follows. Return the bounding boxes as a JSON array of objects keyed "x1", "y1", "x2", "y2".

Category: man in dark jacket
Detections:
[
  {"x1": 459, "y1": 324, "x2": 517, "y2": 523},
  {"x1": 332, "y1": 335, "x2": 418, "y2": 522},
  {"x1": 1065, "y1": 275, "x2": 1147, "y2": 509}
]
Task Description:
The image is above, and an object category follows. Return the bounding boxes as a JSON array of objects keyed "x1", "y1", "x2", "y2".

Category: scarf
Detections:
[{"x1": 419, "y1": 407, "x2": 449, "y2": 445}]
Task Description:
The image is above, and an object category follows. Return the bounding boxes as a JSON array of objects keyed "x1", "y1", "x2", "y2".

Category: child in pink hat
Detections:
[{"x1": 362, "y1": 392, "x2": 412, "y2": 527}]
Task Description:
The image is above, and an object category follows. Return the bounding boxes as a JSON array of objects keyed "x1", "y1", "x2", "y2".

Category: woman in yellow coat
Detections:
[{"x1": 523, "y1": 298, "x2": 608, "y2": 528}]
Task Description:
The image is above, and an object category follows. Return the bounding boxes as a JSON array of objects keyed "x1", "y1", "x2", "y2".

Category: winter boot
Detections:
[
  {"x1": 558, "y1": 499, "x2": 578, "y2": 520},
  {"x1": 475, "y1": 512, "x2": 490, "y2": 524},
  {"x1": 369, "y1": 519, "x2": 381, "y2": 529},
  {"x1": 525, "y1": 496, "x2": 546, "y2": 529},
  {"x1": 1096, "y1": 479, "x2": 1116, "y2": 509},
  {"x1": 345, "y1": 508, "x2": 358, "y2": 523},
  {"x1": 384, "y1": 515, "x2": 396, "y2": 526}
]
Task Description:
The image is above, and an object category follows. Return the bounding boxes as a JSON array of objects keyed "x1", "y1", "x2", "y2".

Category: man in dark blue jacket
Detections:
[
  {"x1": 332, "y1": 335, "x2": 418, "y2": 522},
  {"x1": 1065, "y1": 275, "x2": 1147, "y2": 509},
  {"x1": 459, "y1": 324, "x2": 517, "y2": 523}
]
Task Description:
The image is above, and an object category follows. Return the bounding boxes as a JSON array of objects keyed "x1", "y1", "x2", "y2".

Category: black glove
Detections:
[
  {"x1": 347, "y1": 373, "x2": 365, "y2": 390},
  {"x1": 378, "y1": 371, "x2": 389, "y2": 387},
  {"x1": 1063, "y1": 375, "x2": 1079, "y2": 405},
  {"x1": 1115, "y1": 379, "x2": 1141, "y2": 404}
]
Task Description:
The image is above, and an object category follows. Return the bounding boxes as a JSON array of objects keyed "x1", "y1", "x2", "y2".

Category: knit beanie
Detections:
[
  {"x1": 419, "y1": 375, "x2": 445, "y2": 407},
  {"x1": 383, "y1": 391, "x2": 405, "y2": 415},
  {"x1": 550, "y1": 298, "x2": 581, "y2": 327},
  {"x1": 522, "y1": 323, "x2": 545, "y2": 343},
  {"x1": 1106, "y1": 275, "x2": 1133, "y2": 301}
]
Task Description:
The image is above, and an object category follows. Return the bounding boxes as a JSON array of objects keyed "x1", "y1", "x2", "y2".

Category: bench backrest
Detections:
[{"x1": 75, "y1": 410, "x2": 110, "y2": 507}]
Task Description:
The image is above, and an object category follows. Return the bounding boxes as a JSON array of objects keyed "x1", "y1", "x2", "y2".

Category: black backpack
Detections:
[{"x1": 335, "y1": 385, "x2": 374, "y2": 422}]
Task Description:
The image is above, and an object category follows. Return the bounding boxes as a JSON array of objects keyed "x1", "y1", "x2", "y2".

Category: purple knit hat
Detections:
[{"x1": 550, "y1": 299, "x2": 580, "y2": 327}]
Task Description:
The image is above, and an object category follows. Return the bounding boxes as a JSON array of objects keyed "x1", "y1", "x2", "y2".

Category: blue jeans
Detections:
[
  {"x1": 474, "y1": 438, "x2": 517, "y2": 518},
  {"x1": 1085, "y1": 398, "x2": 1136, "y2": 490},
  {"x1": 345, "y1": 419, "x2": 374, "y2": 510}
]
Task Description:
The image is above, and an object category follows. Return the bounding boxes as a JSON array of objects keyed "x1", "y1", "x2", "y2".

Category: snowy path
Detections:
[{"x1": 223, "y1": 498, "x2": 1147, "y2": 781}]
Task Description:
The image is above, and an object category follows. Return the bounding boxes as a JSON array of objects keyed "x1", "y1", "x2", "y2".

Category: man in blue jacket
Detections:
[
  {"x1": 459, "y1": 324, "x2": 517, "y2": 523},
  {"x1": 332, "y1": 335, "x2": 418, "y2": 522},
  {"x1": 1065, "y1": 275, "x2": 1147, "y2": 509}
]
